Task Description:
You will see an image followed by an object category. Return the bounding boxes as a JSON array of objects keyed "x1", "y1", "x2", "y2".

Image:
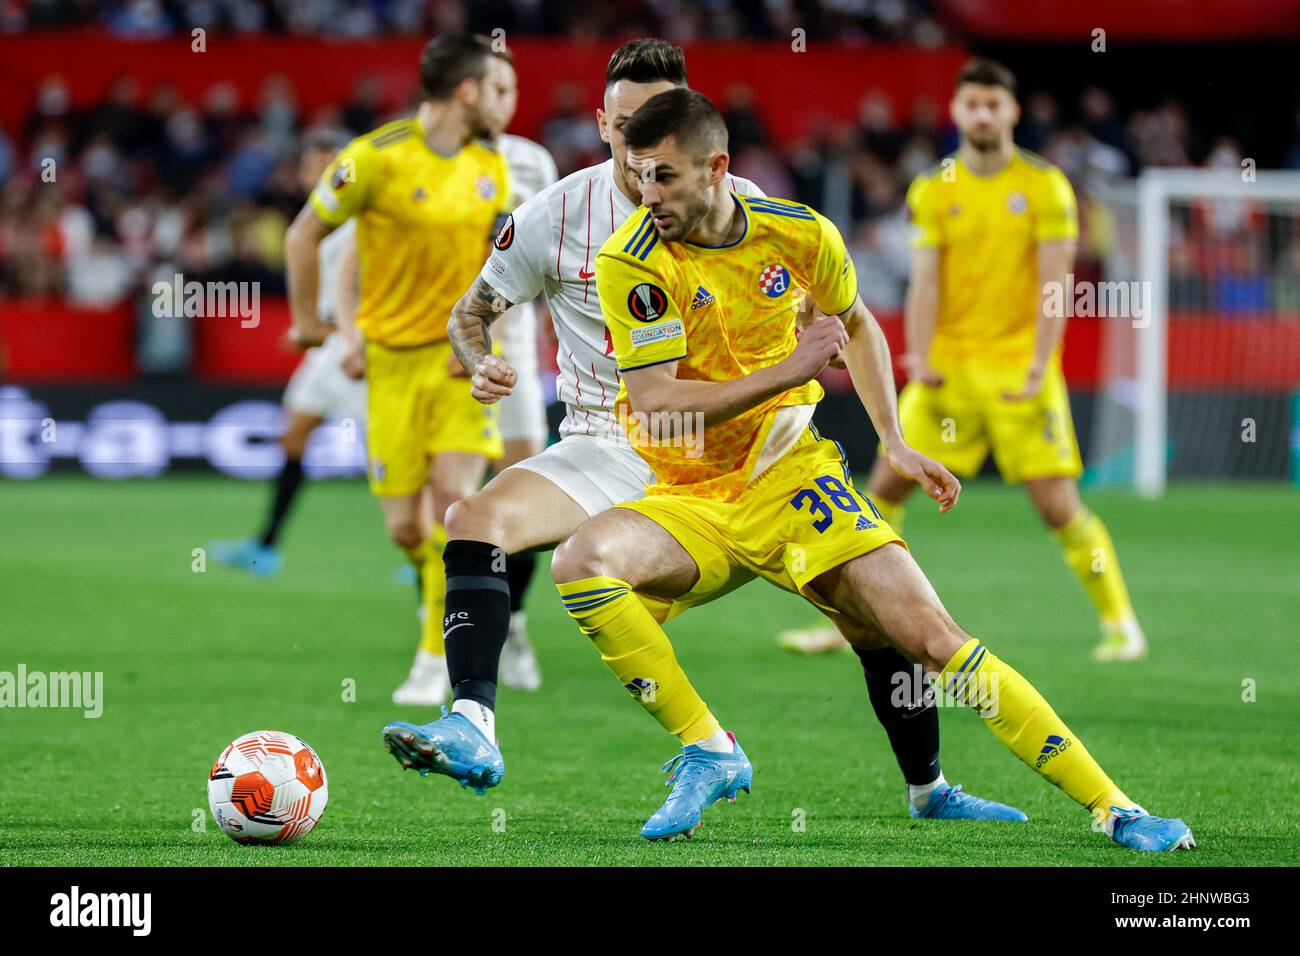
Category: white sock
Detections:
[
  {"x1": 451, "y1": 699, "x2": 495, "y2": 741},
  {"x1": 908, "y1": 772, "x2": 948, "y2": 812},
  {"x1": 691, "y1": 728, "x2": 734, "y2": 753},
  {"x1": 414, "y1": 648, "x2": 443, "y2": 668}
]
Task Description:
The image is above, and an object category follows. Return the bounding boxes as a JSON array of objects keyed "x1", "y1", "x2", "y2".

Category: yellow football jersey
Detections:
[
  {"x1": 907, "y1": 148, "x2": 1078, "y2": 367},
  {"x1": 598, "y1": 193, "x2": 858, "y2": 501},
  {"x1": 310, "y1": 117, "x2": 509, "y2": 348}
]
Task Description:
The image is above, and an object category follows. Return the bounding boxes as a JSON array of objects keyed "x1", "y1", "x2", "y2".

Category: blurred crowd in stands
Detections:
[
  {"x1": 5, "y1": 0, "x2": 950, "y2": 44},
  {"x1": 2, "y1": 0, "x2": 1299, "y2": 316}
]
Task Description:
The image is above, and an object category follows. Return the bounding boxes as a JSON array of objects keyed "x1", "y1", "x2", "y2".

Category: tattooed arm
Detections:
[{"x1": 448, "y1": 276, "x2": 518, "y2": 404}]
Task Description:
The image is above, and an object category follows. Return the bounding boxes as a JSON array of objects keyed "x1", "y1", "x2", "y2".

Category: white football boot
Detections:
[
  {"x1": 1092, "y1": 617, "x2": 1148, "y2": 662},
  {"x1": 776, "y1": 625, "x2": 851, "y2": 655},
  {"x1": 500, "y1": 612, "x2": 542, "y2": 691},
  {"x1": 391, "y1": 649, "x2": 451, "y2": 706}
]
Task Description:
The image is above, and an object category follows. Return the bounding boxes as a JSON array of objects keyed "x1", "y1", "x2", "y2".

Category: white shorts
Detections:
[
  {"x1": 508, "y1": 432, "x2": 653, "y2": 517},
  {"x1": 496, "y1": 302, "x2": 548, "y2": 445},
  {"x1": 283, "y1": 334, "x2": 368, "y2": 423}
]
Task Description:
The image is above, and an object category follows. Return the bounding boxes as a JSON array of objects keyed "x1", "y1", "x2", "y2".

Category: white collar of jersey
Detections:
[{"x1": 606, "y1": 159, "x2": 641, "y2": 219}]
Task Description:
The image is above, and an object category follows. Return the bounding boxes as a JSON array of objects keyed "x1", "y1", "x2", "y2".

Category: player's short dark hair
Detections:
[
  {"x1": 419, "y1": 33, "x2": 513, "y2": 101},
  {"x1": 955, "y1": 58, "x2": 1017, "y2": 96},
  {"x1": 623, "y1": 88, "x2": 727, "y2": 162},
  {"x1": 605, "y1": 38, "x2": 688, "y2": 89}
]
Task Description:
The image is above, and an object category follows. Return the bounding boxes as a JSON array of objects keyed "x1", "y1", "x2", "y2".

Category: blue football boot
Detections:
[
  {"x1": 641, "y1": 737, "x2": 753, "y2": 841},
  {"x1": 909, "y1": 784, "x2": 1028, "y2": 822},
  {"x1": 382, "y1": 709, "x2": 504, "y2": 795},
  {"x1": 1107, "y1": 805, "x2": 1196, "y2": 851},
  {"x1": 208, "y1": 538, "x2": 282, "y2": 578}
]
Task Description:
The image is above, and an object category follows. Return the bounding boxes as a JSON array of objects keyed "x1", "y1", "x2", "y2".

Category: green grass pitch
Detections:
[{"x1": 1, "y1": 475, "x2": 1297, "y2": 866}]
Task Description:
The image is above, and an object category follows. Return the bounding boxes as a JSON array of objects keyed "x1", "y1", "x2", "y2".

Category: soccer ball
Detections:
[{"x1": 208, "y1": 730, "x2": 328, "y2": 844}]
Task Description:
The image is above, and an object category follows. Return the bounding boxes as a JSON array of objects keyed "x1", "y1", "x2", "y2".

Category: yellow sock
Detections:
[
  {"x1": 557, "y1": 576, "x2": 720, "y2": 744},
  {"x1": 871, "y1": 496, "x2": 905, "y2": 533},
  {"x1": 407, "y1": 524, "x2": 448, "y2": 656},
  {"x1": 940, "y1": 638, "x2": 1132, "y2": 819},
  {"x1": 1052, "y1": 509, "x2": 1135, "y2": 627}
]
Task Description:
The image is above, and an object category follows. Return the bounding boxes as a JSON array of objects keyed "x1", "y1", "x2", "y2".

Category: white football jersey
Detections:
[
  {"x1": 317, "y1": 218, "x2": 356, "y2": 322},
  {"x1": 498, "y1": 134, "x2": 559, "y2": 209},
  {"x1": 480, "y1": 158, "x2": 765, "y2": 437},
  {"x1": 494, "y1": 135, "x2": 559, "y2": 398}
]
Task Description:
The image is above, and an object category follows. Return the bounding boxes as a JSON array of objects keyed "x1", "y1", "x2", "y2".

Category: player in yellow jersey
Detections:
[
  {"x1": 782, "y1": 60, "x2": 1146, "y2": 662},
  {"x1": 382, "y1": 40, "x2": 1029, "y2": 828},
  {"x1": 784, "y1": 59, "x2": 1145, "y2": 662},
  {"x1": 284, "y1": 34, "x2": 513, "y2": 704},
  {"x1": 546, "y1": 88, "x2": 1191, "y2": 849}
]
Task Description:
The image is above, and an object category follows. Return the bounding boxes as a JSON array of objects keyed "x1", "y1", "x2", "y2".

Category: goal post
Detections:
[{"x1": 1089, "y1": 169, "x2": 1300, "y2": 497}]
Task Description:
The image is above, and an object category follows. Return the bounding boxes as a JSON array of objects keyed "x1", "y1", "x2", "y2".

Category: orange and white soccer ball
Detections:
[{"x1": 208, "y1": 730, "x2": 328, "y2": 844}]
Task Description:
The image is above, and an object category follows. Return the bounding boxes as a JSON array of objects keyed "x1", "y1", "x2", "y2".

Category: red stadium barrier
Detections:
[
  {"x1": 0, "y1": 34, "x2": 968, "y2": 143},
  {"x1": 935, "y1": 0, "x2": 1300, "y2": 40},
  {"x1": 0, "y1": 299, "x2": 135, "y2": 382},
  {"x1": 190, "y1": 299, "x2": 300, "y2": 383},
  {"x1": 5, "y1": 297, "x2": 1299, "y2": 390}
]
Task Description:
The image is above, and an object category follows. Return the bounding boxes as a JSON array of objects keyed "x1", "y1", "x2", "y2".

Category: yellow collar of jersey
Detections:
[
  {"x1": 956, "y1": 148, "x2": 1018, "y2": 180},
  {"x1": 684, "y1": 192, "x2": 749, "y2": 252},
  {"x1": 413, "y1": 111, "x2": 471, "y2": 161}
]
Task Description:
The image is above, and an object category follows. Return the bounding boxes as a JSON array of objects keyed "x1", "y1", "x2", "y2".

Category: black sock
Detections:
[
  {"x1": 505, "y1": 552, "x2": 536, "y2": 615},
  {"x1": 259, "y1": 457, "x2": 305, "y2": 548},
  {"x1": 444, "y1": 539, "x2": 512, "y2": 710},
  {"x1": 855, "y1": 645, "x2": 941, "y2": 787}
]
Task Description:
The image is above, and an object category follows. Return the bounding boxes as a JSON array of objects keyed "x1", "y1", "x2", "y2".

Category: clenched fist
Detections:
[
  {"x1": 470, "y1": 354, "x2": 517, "y2": 404},
  {"x1": 782, "y1": 315, "x2": 849, "y2": 387}
]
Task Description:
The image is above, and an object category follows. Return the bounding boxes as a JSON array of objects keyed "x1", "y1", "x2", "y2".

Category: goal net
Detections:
[{"x1": 1083, "y1": 170, "x2": 1300, "y2": 496}]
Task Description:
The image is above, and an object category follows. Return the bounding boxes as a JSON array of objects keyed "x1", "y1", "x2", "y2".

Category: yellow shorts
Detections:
[
  {"x1": 895, "y1": 356, "x2": 1082, "y2": 482},
  {"x1": 364, "y1": 340, "x2": 503, "y2": 497},
  {"x1": 619, "y1": 428, "x2": 904, "y2": 619}
]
